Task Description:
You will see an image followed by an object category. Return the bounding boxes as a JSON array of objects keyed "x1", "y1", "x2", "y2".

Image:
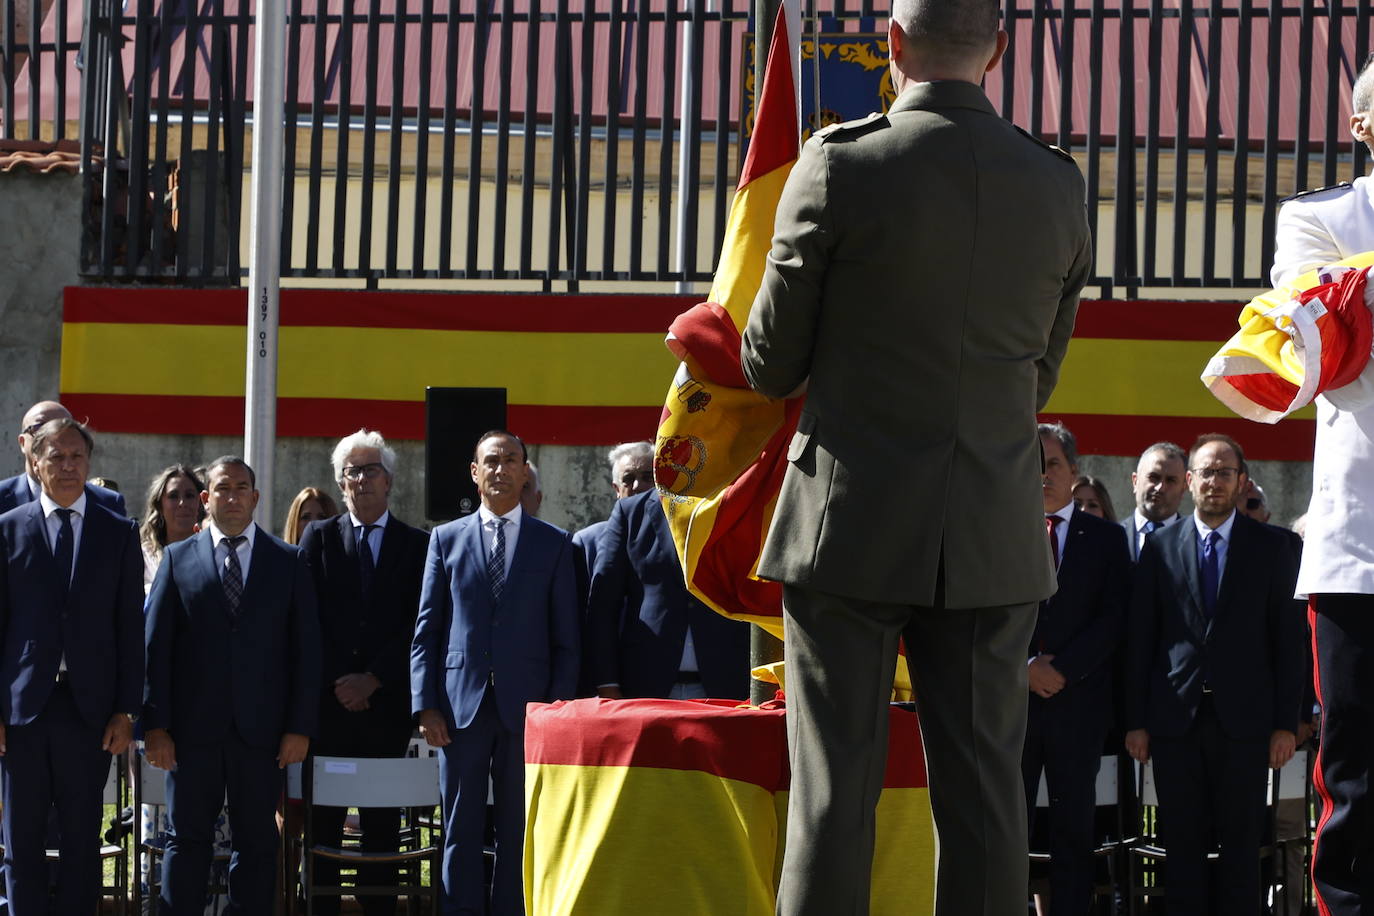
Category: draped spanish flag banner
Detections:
[
  {"x1": 1202, "y1": 253, "x2": 1374, "y2": 422},
  {"x1": 524, "y1": 698, "x2": 934, "y2": 916},
  {"x1": 653, "y1": 2, "x2": 802, "y2": 638}
]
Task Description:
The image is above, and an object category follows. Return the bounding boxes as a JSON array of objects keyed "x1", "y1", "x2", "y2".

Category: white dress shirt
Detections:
[
  {"x1": 351, "y1": 510, "x2": 390, "y2": 566},
  {"x1": 39, "y1": 489, "x2": 87, "y2": 582},
  {"x1": 1272, "y1": 178, "x2": 1374, "y2": 597},
  {"x1": 477, "y1": 503, "x2": 522, "y2": 581},
  {"x1": 1131, "y1": 510, "x2": 1180, "y2": 556},
  {"x1": 207, "y1": 520, "x2": 256, "y2": 586}
]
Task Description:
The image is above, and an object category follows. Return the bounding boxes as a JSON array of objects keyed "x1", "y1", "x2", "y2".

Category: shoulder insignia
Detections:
[
  {"x1": 1013, "y1": 125, "x2": 1076, "y2": 164},
  {"x1": 815, "y1": 111, "x2": 886, "y2": 143},
  {"x1": 1279, "y1": 182, "x2": 1353, "y2": 204}
]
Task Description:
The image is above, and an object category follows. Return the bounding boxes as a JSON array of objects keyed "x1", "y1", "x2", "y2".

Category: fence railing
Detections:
[{"x1": 1, "y1": 0, "x2": 1370, "y2": 294}]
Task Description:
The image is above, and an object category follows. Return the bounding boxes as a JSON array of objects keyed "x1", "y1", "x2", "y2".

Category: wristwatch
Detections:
[{"x1": 124, "y1": 711, "x2": 140, "y2": 724}]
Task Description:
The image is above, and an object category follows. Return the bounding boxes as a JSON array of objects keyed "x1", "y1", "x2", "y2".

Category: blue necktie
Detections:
[
  {"x1": 54, "y1": 508, "x2": 74, "y2": 600},
  {"x1": 488, "y1": 518, "x2": 507, "y2": 605},
  {"x1": 1200, "y1": 530, "x2": 1221, "y2": 619},
  {"x1": 358, "y1": 524, "x2": 379, "y2": 593}
]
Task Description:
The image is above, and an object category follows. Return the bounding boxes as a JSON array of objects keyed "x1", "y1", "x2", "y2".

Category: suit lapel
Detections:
[
  {"x1": 67, "y1": 503, "x2": 101, "y2": 603},
  {"x1": 1214, "y1": 515, "x2": 1247, "y2": 622},
  {"x1": 236, "y1": 526, "x2": 273, "y2": 616},
  {"x1": 464, "y1": 514, "x2": 491, "y2": 595},
  {"x1": 375, "y1": 516, "x2": 404, "y2": 583},
  {"x1": 21, "y1": 502, "x2": 62, "y2": 605},
  {"x1": 340, "y1": 514, "x2": 360, "y2": 563},
  {"x1": 504, "y1": 518, "x2": 537, "y2": 607},
  {"x1": 1057, "y1": 510, "x2": 1088, "y2": 580},
  {"x1": 1170, "y1": 520, "x2": 1207, "y2": 636}
]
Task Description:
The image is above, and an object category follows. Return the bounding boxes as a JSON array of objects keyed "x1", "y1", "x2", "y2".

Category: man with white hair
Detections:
[
  {"x1": 572, "y1": 441, "x2": 655, "y2": 593},
  {"x1": 298, "y1": 429, "x2": 429, "y2": 915}
]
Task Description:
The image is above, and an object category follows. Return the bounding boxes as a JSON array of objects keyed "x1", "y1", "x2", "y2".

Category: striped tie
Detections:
[
  {"x1": 222, "y1": 535, "x2": 246, "y2": 614},
  {"x1": 487, "y1": 518, "x2": 507, "y2": 605}
]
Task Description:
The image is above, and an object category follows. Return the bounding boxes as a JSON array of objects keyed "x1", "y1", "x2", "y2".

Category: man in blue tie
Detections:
[
  {"x1": 1119, "y1": 442, "x2": 1187, "y2": 564},
  {"x1": 0, "y1": 417, "x2": 144, "y2": 914},
  {"x1": 144, "y1": 456, "x2": 321, "y2": 914},
  {"x1": 411, "y1": 430, "x2": 579, "y2": 915},
  {"x1": 1124, "y1": 433, "x2": 1305, "y2": 915}
]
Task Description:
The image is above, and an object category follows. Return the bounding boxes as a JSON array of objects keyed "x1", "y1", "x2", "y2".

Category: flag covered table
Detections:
[{"x1": 523, "y1": 698, "x2": 934, "y2": 916}]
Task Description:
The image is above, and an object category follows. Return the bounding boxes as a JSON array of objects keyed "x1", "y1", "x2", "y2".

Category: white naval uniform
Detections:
[{"x1": 1271, "y1": 177, "x2": 1374, "y2": 598}]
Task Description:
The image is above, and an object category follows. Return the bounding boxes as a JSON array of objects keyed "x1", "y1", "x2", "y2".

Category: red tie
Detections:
[{"x1": 1046, "y1": 515, "x2": 1063, "y2": 568}]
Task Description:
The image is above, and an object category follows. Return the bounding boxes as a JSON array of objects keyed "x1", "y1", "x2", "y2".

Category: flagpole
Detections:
[
  {"x1": 748, "y1": 0, "x2": 786, "y2": 706},
  {"x1": 245, "y1": 0, "x2": 286, "y2": 530}
]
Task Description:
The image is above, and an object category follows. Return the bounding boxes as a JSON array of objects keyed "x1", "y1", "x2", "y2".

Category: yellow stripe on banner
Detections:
[
  {"x1": 61, "y1": 324, "x2": 678, "y2": 406},
  {"x1": 1046, "y1": 338, "x2": 1318, "y2": 419},
  {"x1": 525, "y1": 763, "x2": 935, "y2": 916},
  {"x1": 525, "y1": 763, "x2": 781, "y2": 916},
  {"x1": 709, "y1": 164, "x2": 795, "y2": 333}
]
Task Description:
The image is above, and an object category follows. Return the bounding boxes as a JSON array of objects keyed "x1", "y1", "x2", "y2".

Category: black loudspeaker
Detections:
[{"x1": 425, "y1": 387, "x2": 507, "y2": 521}]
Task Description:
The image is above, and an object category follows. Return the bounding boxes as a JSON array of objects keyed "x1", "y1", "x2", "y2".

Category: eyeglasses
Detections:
[
  {"x1": 1189, "y1": 467, "x2": 1240, "y2": 481},
  {"x1": 342, "y1": 462, "x2": 386, "y2": 480},
  {"x1": 1246, "y1": 497, "x2": 1264, "y2": 511},
  {"x1": 20, "y1": 421, "x2": 43, "y2": 437}
]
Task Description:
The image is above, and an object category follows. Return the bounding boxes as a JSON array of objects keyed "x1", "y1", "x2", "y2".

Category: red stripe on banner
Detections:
[
  {"x1": 60, "y1": 393, "x2": 663, "y2": 444},
  {"x1": 62, "y1": 287, "x2": 698, "y2": 334},
  {"x1": 736, "y1": 6, "x2": 798, "y2": 188},
  {"x1": 524, "y1": 698, "x2": 928, "y2": 790},
  {"x1": 1070, "y1": 300, "x2": 1244, "y2": 341},
  {"x1": 1038, "y1": 412, "x2": 1317, "y2": 461}
]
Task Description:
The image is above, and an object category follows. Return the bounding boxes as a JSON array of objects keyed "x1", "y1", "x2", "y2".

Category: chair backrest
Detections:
[
  {"x1": 310, "y1": 756, "x2": 442, "y2": 809},
  {"x1": 1035, "y1": 755, "x2": 1119, "y2": 807},
  {"x1": 101, "y1": 755, "x2": 121, "y2": 805},
  {"x1": 140, "y1": 756, "x2": 167, "y2": 806},
  {"x1": 1268, "y1": 749, "x2": 1310, "y2": 802},
  {"x1": 1139, "y1": 760, "x2": 1159, "y2": 807}
]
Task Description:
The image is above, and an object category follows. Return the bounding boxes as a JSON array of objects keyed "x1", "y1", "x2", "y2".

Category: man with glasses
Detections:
[
  {"x1": 298, "y1": 429, "x2": 429, "y2": 915},
  {"x1": 1270, "y1": 55, "x2": 1374, "y2": 914},
  {"x1": 0, "y1": 400, "x2": 125, "y2": 515},
  {"x1": 1124, "y1": 433, "x2": 1304, "y2": 915}
]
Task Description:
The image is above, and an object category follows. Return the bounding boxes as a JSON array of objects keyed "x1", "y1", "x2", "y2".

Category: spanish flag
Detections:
[
  {"x1": 1203, "y1": 253, "x2": 1374, "y2": 422},
  {"x1": 654, "y1": 2, "x2": 802, "y2": 638}
]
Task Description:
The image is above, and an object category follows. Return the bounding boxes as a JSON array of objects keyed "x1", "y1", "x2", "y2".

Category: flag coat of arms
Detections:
[{"x1": 653, "y1": 1, "x2": 804, "y2": 638}]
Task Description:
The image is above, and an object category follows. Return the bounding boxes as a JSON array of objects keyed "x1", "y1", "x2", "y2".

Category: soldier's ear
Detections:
[{"x1": 1350, "y1": 112, "x2": 1372, "y2": 146}]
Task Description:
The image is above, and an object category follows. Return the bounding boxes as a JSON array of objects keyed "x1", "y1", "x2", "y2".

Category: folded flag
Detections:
[{"x1": 1202, "y1": 252, "x2": 1374, "y2": 423}]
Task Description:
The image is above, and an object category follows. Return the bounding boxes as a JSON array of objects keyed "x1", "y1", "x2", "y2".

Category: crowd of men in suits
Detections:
[
  {"x1": 0, "y1": 399, "x2": 749, "y2": 915},
  {"x1": 1027, "y1": 422, "x2": 1311, "y2": 916}
]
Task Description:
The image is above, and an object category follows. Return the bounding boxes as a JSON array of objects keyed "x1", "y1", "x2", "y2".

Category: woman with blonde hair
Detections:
[
  {"x1": 282, "y1": 486, "x2": 339, "y2": 544},
  {"x1": 139, "y1": 465, "x2": 204, "y2": 593}
]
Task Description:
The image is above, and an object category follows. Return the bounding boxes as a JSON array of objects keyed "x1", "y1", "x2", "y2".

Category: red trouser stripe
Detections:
[{"x1": 1309, "y1": 599, "x2": 1336, "y2": 916}]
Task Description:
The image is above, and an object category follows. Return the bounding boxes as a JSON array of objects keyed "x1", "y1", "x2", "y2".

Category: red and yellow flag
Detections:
[
  {"x1": 1202, "y1": 253, "x2": 1374, "y2": 422},
  {"x1": 653, "y1": 3, "x2": 802, "y2": 637}
]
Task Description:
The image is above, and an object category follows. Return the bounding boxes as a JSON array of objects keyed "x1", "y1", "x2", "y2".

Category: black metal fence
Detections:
[{"x1": 2, "y1": 0, "x2": 1371, "y2": 294}]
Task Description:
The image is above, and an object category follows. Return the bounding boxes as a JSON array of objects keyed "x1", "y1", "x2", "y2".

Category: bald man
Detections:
[{"x1": 0, "y1": 401, "x2": 125, "y2": 516}]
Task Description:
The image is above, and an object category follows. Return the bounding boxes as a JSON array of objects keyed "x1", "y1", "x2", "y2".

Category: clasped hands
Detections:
[{"x1": 144, "y1": 728, "x2": 310, "y2": 770}]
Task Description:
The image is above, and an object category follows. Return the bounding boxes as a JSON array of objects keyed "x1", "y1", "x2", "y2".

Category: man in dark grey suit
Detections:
[
  {"x1": 1120, "y1": 442, "x2": 1187, "y2": 563},
  {"x1": 739, "y1": 0, "x2": 1092, "y2": 911}
]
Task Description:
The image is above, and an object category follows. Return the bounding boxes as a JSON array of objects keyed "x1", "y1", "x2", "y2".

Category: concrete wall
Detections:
[{"x1": 0, "y1": 169, "x2": 81, "y2": 460}]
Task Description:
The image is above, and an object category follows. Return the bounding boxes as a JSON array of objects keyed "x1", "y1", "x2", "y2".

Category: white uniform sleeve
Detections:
[{"x1": 1271, "y1": 200, "x2": 1344, "y2": 288}]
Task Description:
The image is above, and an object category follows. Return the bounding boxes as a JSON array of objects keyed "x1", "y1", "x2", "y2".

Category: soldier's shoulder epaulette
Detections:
[
  {"x1": 1279, "y1": 182, "x2": 1353, "y2": 204},
  {"x1": 1012, "y1": 125, "x2": 1076, "y2": 164},
  {"x1": 814, "y1": 111, "x2": 887, "y2": 143}
]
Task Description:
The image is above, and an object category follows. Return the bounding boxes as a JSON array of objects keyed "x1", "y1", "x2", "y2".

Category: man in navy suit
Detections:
[
  {"x1": 587, "y1": 487, "x2": 749, "y2": 700},
  {"x1": 301, "y1": 430, "x2": 428, "y2": 916},
  {"x1": 412, "y1": 430, "x2": 579, "y2": 916},
  {"x1": 1125, "y1": 434, "x2": 1305, "y2": 916},
  {"x1": 144, "y1": 456, "x2": 321, "y2": 915},
  {"x1": 0, "y1": 400, "x2": 126, "y2": 516},
  {"x1": 571, "y1": 441, "x2": 656, "y2": 604},
  {"x1": 1023, "y1": 423, "x2": 1130, "y2": 916},
  {"x1": 1119, "y1": 443, "x2": 1187, "y2": 563},
  {"x1": 0, "y1": 417, "x2": 143, "y2": 914}
]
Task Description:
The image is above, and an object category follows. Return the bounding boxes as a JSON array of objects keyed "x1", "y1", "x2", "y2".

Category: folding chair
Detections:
[
  {"x1": 1265, "y1": 748, "x2": 1313, "y2": 914},
  {"x1": 1028, "y1": 753, "x2": 1124, "y2": 913},
  {"x1": 131, "y1": 747, "x2": 230, "y2": 913},
  {"x1": 300, "y1": 755, "x2": 442, "y2": 916},
  {"x1": 40, "y1": 750, "x2": 130, "y2": 915}
]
